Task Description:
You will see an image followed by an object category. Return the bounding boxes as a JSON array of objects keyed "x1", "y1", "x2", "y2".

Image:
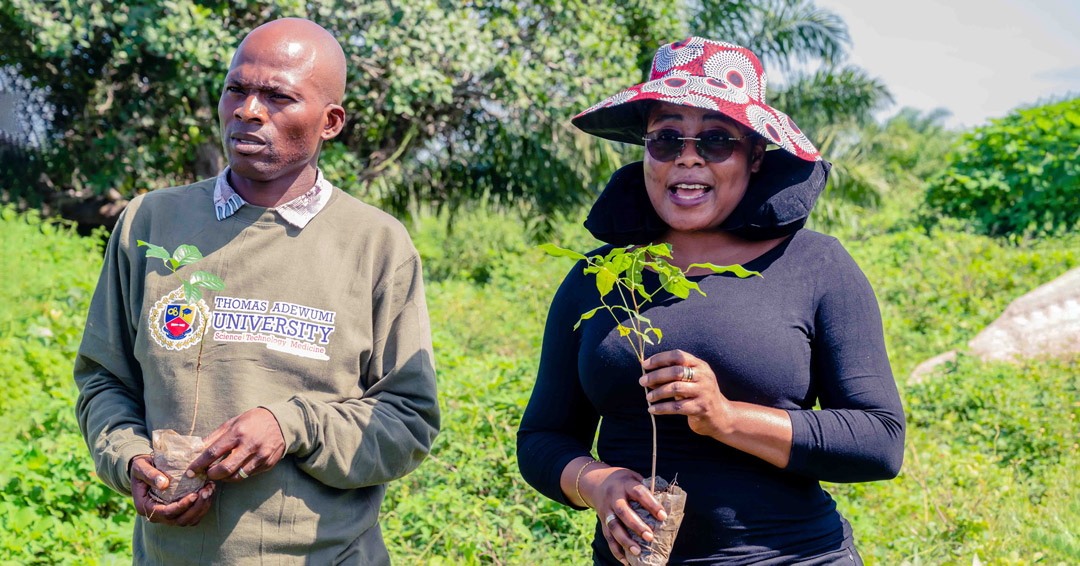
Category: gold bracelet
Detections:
[{"x1": 574, "y1": 458, "x2": 602, "y2": 508}]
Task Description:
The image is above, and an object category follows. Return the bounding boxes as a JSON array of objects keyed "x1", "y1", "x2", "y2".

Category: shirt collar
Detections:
[{"x1": 213, "y1": 167, "x2": 334, "y2": 229}]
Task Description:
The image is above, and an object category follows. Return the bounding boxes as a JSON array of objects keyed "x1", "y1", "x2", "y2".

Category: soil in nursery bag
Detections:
[
  {"x1": 150, "y1": 429, "x2": 207, "y2": 503},
  {"x1": 626, "y1": 476, "x2": 687, "y2": 566}
]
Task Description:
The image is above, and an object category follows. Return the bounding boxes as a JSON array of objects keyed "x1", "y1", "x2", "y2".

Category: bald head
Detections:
[{"x1": 233, "y1": 18, "x2": 346, "y2": 105}]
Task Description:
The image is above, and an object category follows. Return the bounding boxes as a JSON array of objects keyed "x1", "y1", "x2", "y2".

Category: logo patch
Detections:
[{"x1": 149, "y1": 287, "x2": 210, "y2": 351}]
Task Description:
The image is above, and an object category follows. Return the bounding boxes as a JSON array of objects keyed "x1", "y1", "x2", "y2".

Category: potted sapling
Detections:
[
  {"x1": 138, "y1": 240, "x2": 225, "y2": 503},
  {"x1": 540, "y1": 242, "x2": 758, "y2": 566}
]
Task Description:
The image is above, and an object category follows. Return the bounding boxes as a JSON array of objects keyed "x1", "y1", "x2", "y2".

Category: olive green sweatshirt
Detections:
[{"x1": 74, "y1": 178, "x2": 439, "y2": 564}]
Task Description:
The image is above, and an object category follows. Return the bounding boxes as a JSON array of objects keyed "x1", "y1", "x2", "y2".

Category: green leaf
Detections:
[
  {"x1": 687, "y1": 263, "x2": 762, "y2": 279},
  {"x1": 182, "y1": 281, "x2": 202, "y2": 304},
  {"x1": 662, "y1": 277, "x2": 699, "y2": 299},
  {"x1": 537, "y1": 243, "x2": 586, "y2": 261},
  {"x1": 649, "y1": 327, "x2": 663, "y2": 342},
  {"x1": 137, "y1": 240, "x2": 171, "y2": 261},
  {"x1": 573, "y1": 306, "x2": 602, "y2": 330},
  {"x1": 603, "y1": 246, "x2": 629, "y2": 261},
  {"x1": 645, "y1": 243, "x2": 673, "y2": 258},
  {"x1": 190, "y1": 271, "x2": 225, "y2": 291},
  {"x1": 596, "y1": 267, "x2": 616, "y2": 298},
  {"x1": 631, "y1": 311, "x2": 651, "y2": 324},
  {"x1": 605, "y1": 254, "x2": 633, "y2": 277},
  {"x1": 172, "y1": 244, "x2": 203, "y2": 267}
]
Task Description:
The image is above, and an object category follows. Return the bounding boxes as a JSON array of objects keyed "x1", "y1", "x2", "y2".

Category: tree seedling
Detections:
[
  {"x1": 540, "y1": 241, "x2": 759, "y2": 565},
  {"x1": 137, "y1": 240, "x2": 225, "y2": 502}
]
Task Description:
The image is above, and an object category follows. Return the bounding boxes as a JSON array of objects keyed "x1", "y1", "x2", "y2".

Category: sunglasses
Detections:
[{"x1": 642, "y1": 129, "x2": 750, "y2": 163}]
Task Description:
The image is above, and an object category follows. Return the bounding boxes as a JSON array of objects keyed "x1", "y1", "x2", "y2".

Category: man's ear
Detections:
[{"x1": 321, "y1": 105, "x2": 346, "y2": 141}]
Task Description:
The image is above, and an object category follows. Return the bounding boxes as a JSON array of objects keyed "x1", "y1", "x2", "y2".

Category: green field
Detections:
[{"x1": 1, "y1": 192, "x2": 1077, "y2": 565}]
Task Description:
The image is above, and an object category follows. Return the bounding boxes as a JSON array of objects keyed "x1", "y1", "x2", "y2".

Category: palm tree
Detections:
[{"x1": 690, "y1": 0, "x2": 896, "y2": 226}]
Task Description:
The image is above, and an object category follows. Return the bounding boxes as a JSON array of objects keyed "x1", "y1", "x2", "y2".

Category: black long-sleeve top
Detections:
[{"x1": 517, "y1": 229, "x2": 904, "y2": 565}]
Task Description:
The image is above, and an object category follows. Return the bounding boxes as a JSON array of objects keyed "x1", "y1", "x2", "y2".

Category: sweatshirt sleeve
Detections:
[
  {"x1": 74, "y1": 206, "x2": 152, "y2": 496},
  {"x1": 516, "y1": 265, "x2": 599, "y2": 508},
  {"x1": 263, "y1": 254, "x2": 440, "y2": 490},
  {"x1": 785, "y1": 241, "x2": 905, "y2": 482}
]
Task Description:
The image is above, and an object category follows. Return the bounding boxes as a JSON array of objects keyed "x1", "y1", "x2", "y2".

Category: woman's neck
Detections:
[{"x1": 658, "y1": 228, "x2": 789, "y2": 274}]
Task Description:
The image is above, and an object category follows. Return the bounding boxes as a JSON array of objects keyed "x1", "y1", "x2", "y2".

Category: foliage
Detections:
[
  {"x1": 924, "y1": 97, "x2": 1080, "y2": 237},
  {"x1": 0, "y1": 206, "x2": 134, "y2": 564},
  {"x1": 2, "y1": 175, "x2": 1080, "y2": 565},
  {"x1": 809, "y1": 107, "x2": 955, "y2": 232},
  {"x1": 137, "y1": 240, "x2": 223, "y2": 304},
  {"x1": 0, "y1": 0, "x2": 893, "y2": 234}
]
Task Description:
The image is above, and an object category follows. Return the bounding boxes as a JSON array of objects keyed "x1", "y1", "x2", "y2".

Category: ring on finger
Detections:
[
  {"x1": 604, "y1": 512, "x2": 618, "y2": 526},
  {"x1": 237, "y1": 467, "x2": 249, "y2": 479},
  {"x1": 682, "y1": 365, "x2": 695, "y2": 382}
]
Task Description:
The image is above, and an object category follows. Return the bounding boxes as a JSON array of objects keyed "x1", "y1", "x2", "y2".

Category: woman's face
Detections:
[{"x1": 643, "y1": 103, "x2": 765, "y2": 234}]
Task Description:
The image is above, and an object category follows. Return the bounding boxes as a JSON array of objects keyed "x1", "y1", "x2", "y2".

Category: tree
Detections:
[{"x1": 1, "y1": 0, "x2": 891, "y2": 234}]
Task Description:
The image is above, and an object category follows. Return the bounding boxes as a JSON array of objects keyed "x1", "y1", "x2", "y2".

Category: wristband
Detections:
[{"x1": 574, "y1": 458, "x2": 602, "y2": 508}]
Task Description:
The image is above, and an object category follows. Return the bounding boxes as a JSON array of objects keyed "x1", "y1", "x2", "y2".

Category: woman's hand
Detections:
[
  {"x1": 641, "y1": 349, "x2": 733, "y2": 440},
  {"x1": 579, "y1": 465, "x2": 668, "y2": 564}
]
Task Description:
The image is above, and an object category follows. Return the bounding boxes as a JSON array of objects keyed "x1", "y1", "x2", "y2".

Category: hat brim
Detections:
[{"x1": 572, "y1": 74, "x2": 821, "y2": 162}]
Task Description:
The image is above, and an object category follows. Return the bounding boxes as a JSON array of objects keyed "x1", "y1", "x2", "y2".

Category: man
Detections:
[{"x1": 74, "y1": 18, "x2": 439, "y2": 564}]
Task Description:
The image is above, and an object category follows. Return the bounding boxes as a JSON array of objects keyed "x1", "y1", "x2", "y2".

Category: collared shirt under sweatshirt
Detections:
[{"x1": 74, "y1": 173, "x2": 440, "y2": 565}]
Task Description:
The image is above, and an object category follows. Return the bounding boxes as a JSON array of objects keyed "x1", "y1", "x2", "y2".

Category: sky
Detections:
[{"x1": 805, "y1": 0, "x2": 1080, "y2": 128}]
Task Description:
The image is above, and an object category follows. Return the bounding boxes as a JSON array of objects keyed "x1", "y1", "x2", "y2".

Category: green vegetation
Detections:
[
  {"x1": 2, "y1": 0, "x2": 886, "y2": 234},
  {"x1": 3, "y1": 173, "x2": 1078, "y2": 563},
  {"x1": 924, "y1": 97, "x2": 1080, "y2": 237}
]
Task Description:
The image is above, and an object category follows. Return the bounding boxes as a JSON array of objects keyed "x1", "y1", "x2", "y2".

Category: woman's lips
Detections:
[{"x1": 668, "y1": 183, "x2": 711, "y2": 206}]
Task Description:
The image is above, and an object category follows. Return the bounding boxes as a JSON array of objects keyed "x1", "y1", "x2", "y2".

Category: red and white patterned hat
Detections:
[{"x1": 572, "y1": 37, "x2": 820, "y2": 162}]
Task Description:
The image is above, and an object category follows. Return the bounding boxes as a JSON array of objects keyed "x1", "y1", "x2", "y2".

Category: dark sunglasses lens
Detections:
[
  {"x1": 697, "y1": 131, "x2": 736, "y2": 162},
  {"x1": 645, "y1": 130, "x2": 683, "y2": 162}
]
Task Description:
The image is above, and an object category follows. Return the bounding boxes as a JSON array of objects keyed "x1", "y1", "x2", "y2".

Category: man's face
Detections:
[{"x1": 217, "y1": 39, "x2": 329, "y2": 183}]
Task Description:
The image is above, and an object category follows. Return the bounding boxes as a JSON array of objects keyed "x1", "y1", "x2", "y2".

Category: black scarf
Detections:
[{"x1": 584, "y1": 150, "x2": 831, "y2": 245}]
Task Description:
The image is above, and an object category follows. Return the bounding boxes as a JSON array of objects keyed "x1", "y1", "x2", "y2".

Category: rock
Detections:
[
  {"x1": 909, "y1": 350, "x2": 958, "y2": 385},
  {"x1": 910, "y1": 267, "x2": 1080, "y2": 383}
]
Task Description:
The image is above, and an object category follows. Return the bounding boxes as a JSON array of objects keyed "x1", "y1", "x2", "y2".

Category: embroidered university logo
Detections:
[{"x1": 149, "y1": 287, "x2": 211, "y2": 351}]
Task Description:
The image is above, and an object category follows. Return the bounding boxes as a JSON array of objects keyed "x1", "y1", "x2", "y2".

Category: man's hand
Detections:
[
  {"x1": 130, "y1": 455, "x2": 215, "y2": 526},
  {"x1": 186, "y1": 407, "x2": 287, "y2": 482}
]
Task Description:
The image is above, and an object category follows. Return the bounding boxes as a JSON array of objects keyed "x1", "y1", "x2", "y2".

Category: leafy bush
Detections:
[
  {"x1": 846, "y1": 219, "x2": 1079, "y2": 377},
  {"x1": 0, "y1": 206, "x2": 134, "y2": 564},
  {"x1": 924, "y1": 97, "x2": 1080, "y2": 236},
  {"x1": 3, "y1": 190, "x2": 1079, "y2": 565}
]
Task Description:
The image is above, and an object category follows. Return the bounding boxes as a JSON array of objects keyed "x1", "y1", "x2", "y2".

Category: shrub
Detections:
[{"x1": 924, "y1": 97, "x2": 1080, "y2": 236}]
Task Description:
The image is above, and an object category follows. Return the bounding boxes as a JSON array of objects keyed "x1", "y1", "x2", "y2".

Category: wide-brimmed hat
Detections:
[{"x1": 572, "y1": 37, "x2": 820, "y2": 162}]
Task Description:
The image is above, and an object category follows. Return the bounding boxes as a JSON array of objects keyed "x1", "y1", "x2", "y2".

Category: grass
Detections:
[{"x1": 0, "y1": 197, "x2": 1077, "y2": 564}]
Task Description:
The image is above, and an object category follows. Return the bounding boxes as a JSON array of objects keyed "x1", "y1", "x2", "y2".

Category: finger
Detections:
[
  {"x1": 132, "y1": 480, "x2": 150, "y2": 517},
  {"x1": 644, "y1": 378, "x2": 698, "y2": 402},
  {"x1": 174, "y1": 483, "x2": 215, "y2": 526},
  {"x1": 188, "y1": 434, "x2": 240, "y2": 477},
  {"x1": 208, "y1": 445, "x2": 257, "y2": 481},
  {"x1": 154, "y1": 491, "x2": 201, "y2": 521},
  {"x1": 642, "y1": 349, "x2": 696, "y2": 371},
  {"x1": 629, "y1": 484, "x2": 668, "y2": 522},
  {"x1": 607, "y1": 511, "x2": 644, "y2": 556},
  {"x1": 639, "y1": 365, "x2": 686, "y2": 389},
  {"x1": 649, "y1": 399, "x2": 701, "y2": 415},
  {"x1": 132, "y1": 457, "x2": 170, "y2": 492},
  {"x1": 601, "y1": 522, "x2": 627, "y2": 563},
  {"x1": 241, "y1": 449, "x2": 276, "y2": 478}
]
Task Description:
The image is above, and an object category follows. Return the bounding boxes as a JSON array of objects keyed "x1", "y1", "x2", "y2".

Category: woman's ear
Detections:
[{"x1": 749, "y1": 137, "x2": 767, "y2": 173}]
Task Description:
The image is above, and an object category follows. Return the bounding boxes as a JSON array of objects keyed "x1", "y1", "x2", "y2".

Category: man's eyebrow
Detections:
[
  {"x1": 225, "y1": 76, "x2": 298, "y2": 95},
  {"x1": 703, "y1": 113, "x2": 733, "y2": 122},
  {"x1": 652, "y1": 113, "x2": 684, "y2": 122}
]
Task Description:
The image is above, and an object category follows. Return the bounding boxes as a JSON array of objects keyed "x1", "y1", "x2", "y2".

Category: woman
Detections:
[{"x1": 517, "y1": 38, "x2": 904, "y2": 565}]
